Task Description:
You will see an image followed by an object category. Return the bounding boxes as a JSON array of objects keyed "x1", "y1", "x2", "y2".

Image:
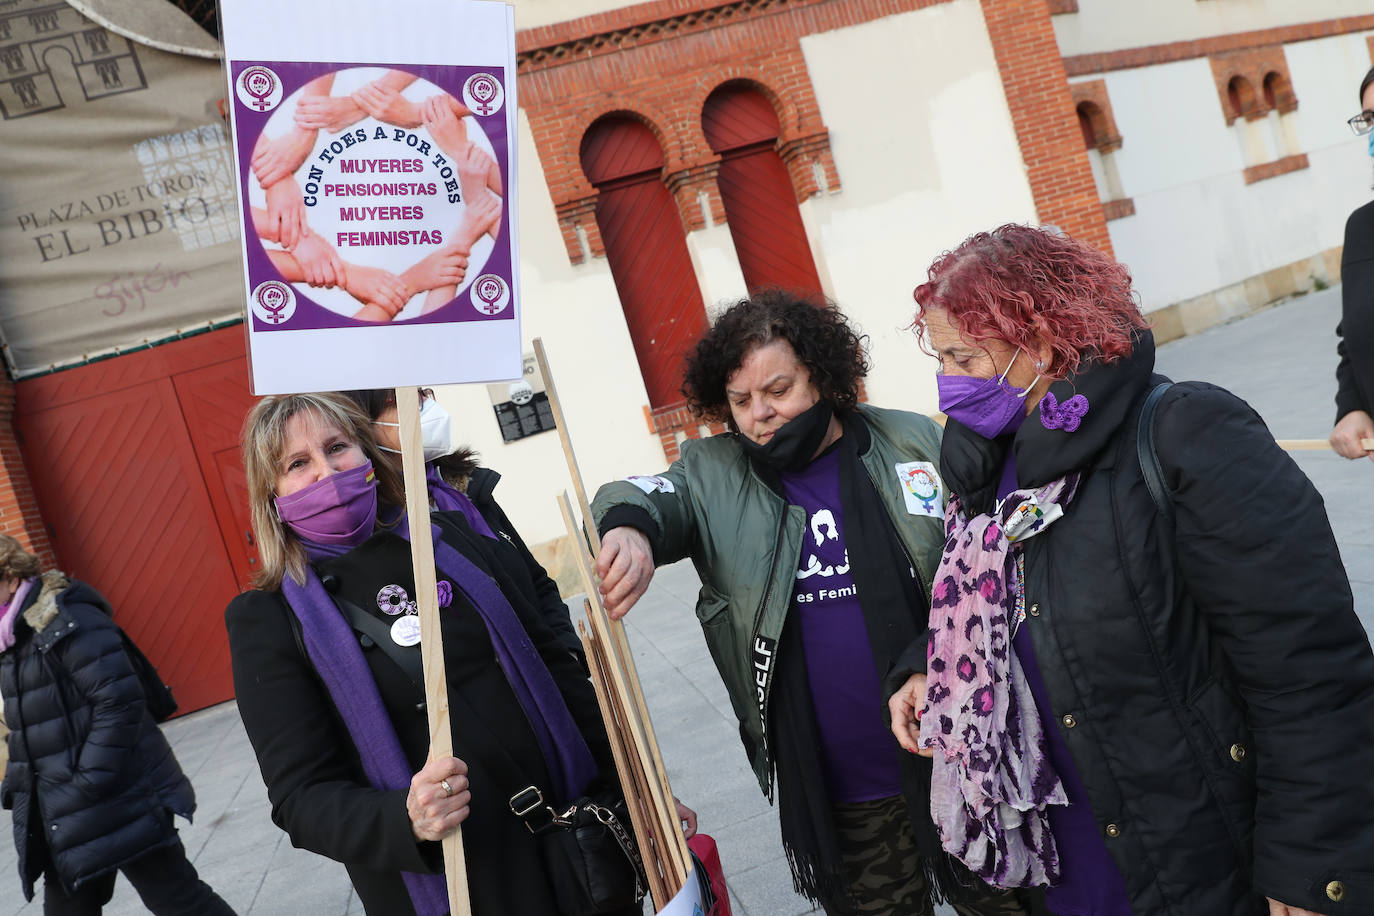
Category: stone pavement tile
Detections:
[
  {"x1": 709, "y1": 810, "x2": 786, "y2": 876},
  {"x1": 248, "y1": 855, "x2": 353, "y2": 915},
  {"x1": 726, "y1": 855, "x2": 820, "y2": 916}
]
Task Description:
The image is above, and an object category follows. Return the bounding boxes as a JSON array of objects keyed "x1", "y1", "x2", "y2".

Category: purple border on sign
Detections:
[{"x1": 230, "y1": 60, "x2": 513, "y2": 332}]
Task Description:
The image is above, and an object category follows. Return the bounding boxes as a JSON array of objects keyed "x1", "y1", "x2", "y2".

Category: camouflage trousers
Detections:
[{"x1": 827, "y1": 794, "x2": 1031, "y2": 916}]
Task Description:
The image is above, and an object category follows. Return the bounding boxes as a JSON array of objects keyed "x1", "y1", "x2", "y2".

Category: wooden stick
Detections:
[
  {"x1": 558, "y1": 494, "x2": 689, "y2": 890},
  {"x1": 396, "y1": 386, "x2": 472, "y2": 916},
  {"x1": 1276, "y1": 438, "x2": 1374, "y2": 451},
  {"x1": 579, "y1": 620, "x2": 669, "y2": 906},
  {"x1": 536, "y1": 340, "x2": 691, "y2": 880},
  {"x1": 533, "y1": 338, "x2": 600, "y2": 554}
]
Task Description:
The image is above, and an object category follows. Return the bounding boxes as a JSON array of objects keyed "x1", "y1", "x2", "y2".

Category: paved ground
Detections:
[{"x1": 3, "y1": 284, "x2": 1369, "y2": 915}]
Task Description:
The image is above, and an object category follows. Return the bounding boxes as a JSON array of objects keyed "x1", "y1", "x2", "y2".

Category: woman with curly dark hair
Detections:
[
  {"x1": 889, "y1": 224, "x2": 1374, "y2": 916},
  {"x1": 591, "y1": 289, "x2": 1028, "y2": 916}
]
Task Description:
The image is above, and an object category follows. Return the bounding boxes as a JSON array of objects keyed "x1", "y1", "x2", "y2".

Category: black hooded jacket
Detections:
[
  {"x1": 940, "y1": 330, "x2": 1374, "y2": 915},
  {"x1": 0, "y1": 575, "x2": 194, "y2": 900}
]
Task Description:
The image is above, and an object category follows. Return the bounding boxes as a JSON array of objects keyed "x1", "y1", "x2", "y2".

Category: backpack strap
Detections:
[{"x1": 1137, "y1": 382, "x2": 1174, "y2": 524}]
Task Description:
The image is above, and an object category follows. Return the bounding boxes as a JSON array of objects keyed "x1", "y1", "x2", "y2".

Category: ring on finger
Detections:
[{"x1": 440, "y1": 779, "x2": 453, "y2": 797}]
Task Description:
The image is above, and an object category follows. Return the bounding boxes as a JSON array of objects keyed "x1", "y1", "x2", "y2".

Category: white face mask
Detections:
[
  {"x1": 375, "y1": 397, "x2": 457, "y2": 462},
  {"x1": 419, "y1": 397, "x2": 455, "y2": 461}
]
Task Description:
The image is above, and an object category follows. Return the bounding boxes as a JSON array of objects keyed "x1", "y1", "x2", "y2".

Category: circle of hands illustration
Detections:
[{"x1": 248, "y1": 68, "x2": 505, "y2": 322}]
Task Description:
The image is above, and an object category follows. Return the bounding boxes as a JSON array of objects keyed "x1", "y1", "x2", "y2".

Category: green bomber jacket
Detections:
[{"x1": 590, "y1": 404, "x2": 946, "y2": 795}]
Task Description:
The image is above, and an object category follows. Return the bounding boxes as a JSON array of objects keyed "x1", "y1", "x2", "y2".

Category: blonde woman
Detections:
[{"x1": 226, "y1": 393, "x2": 640, "y2": 916}]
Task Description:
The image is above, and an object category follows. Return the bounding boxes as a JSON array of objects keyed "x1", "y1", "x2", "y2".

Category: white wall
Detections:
[
  {"x1": 509, "y1": 0, "x2": 633, "y2": 31},
  {"x1": 796, "y1": 0, "x2": 1039, "y2": 414},
  {"x1": 445, "y1": 0, "x2": 1038, "y2": 544},
  {"x1": 431, "y1": 108, "x2": 667, "y2": 545},
  {"x1": 1054, "y1": 0, "x2": 1364, "y2": 58},
  {"x1": 1081, "y1": 32, "x2": 1374, "y2": 311}
]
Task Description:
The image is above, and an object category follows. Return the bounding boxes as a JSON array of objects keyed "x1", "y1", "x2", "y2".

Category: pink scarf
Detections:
[
  {"x1": 919, "y1": 479, "x2": 1076, "y2": 887},
  {"x1": 0, "y1": 577, "x2": 38, "y2": 652}
]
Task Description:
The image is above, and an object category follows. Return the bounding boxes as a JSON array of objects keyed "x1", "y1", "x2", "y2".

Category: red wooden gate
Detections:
[
  {"x1": 702, "y1": 84, "x2": 823, "y2": 296},
  {"x1": 13, "y1": 328, "x2": 259, "y2": 714},
  {"x1": 581, "y1": 116, "x2": 707, "y2": 409}
]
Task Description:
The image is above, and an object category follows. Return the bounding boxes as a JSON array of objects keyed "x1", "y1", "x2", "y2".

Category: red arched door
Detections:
[
  {"x1": 702, "y1": 83, "x2": 822, "y2": 296},
  {"x1": 581, "y1": 116, "x2": 706, "y2": 408}
]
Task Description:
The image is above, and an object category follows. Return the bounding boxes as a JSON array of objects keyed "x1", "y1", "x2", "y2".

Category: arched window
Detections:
[
  {"x1": 1074, "y1": 100, "x2": 1126, "y2": 209},
  {"x1": 1226, "y1": 75, "x2": 1269, "y2": 166},
  {"x1": 580, "y1": 115, "x2": 707, "y2": 409},
  {"x1": 1262, "y1": 70, "x2": 1301, "y2": 158},
  {"x1": 1076, "y1": 103, "x2": 1099, "y2": 150},
  {"x1": 1227, "y1": 76, "x2": 1259, "y2": 121},
  {"x1": 701, "y1": 82, "x2": 822, "y2": 296}
]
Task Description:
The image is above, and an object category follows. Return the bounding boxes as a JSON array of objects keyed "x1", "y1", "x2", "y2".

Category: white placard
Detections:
[
  {"x1": 656, "y1": 867, "x2": 706, "y2": 916},
  {"x1": 220, "y1": 0, "x2": 521, "y2": 393}
]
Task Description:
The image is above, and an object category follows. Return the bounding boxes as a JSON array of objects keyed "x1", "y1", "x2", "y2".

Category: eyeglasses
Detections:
[{"x1": 1349, "y1": 110, "x2": 1374, "y2": 135}]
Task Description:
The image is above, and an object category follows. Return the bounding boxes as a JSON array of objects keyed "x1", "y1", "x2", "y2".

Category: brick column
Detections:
[
  {"x1": 0, "y1": 381, "x2": 56, "y2": 568},
  {"x1": 980, "y1": 0, "x2": 1113, "y2": 255}
]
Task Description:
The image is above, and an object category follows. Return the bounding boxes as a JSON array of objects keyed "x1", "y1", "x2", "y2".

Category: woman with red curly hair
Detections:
[{"x1": 888, "y1": 224, "x2": 1374, "y2": 916}]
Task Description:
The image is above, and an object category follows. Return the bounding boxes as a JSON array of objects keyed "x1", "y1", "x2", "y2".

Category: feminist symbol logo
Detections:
[
  {"x1": 471, "y1": 274, "x2": 510, "y2": 316},
  {"x1": 237, "y1": 65, "x2": 282, "y2": 112},
  {"x1": 463, "y1": 72, "x2": 504, "y2": 117},
  {"x1": 251, "y1": 281, "x2": 296, "y2": 325},
  {"x1": 903, "y1": 467, "x2": 939, "y2": 513}
]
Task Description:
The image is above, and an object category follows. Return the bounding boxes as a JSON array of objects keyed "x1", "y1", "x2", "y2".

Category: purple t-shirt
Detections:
[
  {"x1": 780, "y1": 446, "x2": 904, "y2": 804},
  {"x1": 997, "y1": 457, "x2": 1133, "y2": 916}
]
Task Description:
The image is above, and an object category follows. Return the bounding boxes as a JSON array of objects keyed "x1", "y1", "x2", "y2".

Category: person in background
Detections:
[
  {"x1": 893, "y1": 224, "x2": 1374, "y2": 916},
  {"x1": 0, "y1": 535, "x2": 235, "y2": 915},
  {"x1": 340, "y1": 387, "x2": 584, "y2": 667},
  {"x1": 1332, "y1": 66, "x2": 1374, "y2": 460},
  {"x1": 592, "y1": 290, "x2": 1029, "y2": 916}
]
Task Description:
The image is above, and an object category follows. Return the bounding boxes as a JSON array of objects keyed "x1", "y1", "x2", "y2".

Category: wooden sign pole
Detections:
[
  {"x1": 534, "y1": 334, "x2": 691, "y2": 884},
  {"x1": 396, "y1": 386, "x2": 473, "y2": 916},
  {"x1": 532, "y1": 341, "x2": 677, "y2": 797},
  {"x1": 1277, "y1": 437, "x2": 1374, "y2": 451}
]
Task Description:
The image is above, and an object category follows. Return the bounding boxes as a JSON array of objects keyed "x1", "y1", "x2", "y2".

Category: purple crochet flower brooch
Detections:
[{"x1": 1039, "y1": 392, "x2": 1090, "y2": 432}]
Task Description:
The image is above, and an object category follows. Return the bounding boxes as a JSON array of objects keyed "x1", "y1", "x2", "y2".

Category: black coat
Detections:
[
  {"x1": 940, "y1": 331, "x2": 1374, "y2": 915},
  {"x1": 225, "y1": 509, "x2": 617, "y2": 916},
  {"x1": 1336, "y1": 200, "x2": 1374, "y2": 422},
  {"x1": 0, "y1": 576, "x2": 195, "y2": 900},
  {"x1": 465, "y1": 467, "x2": 583, "y2": 666}
]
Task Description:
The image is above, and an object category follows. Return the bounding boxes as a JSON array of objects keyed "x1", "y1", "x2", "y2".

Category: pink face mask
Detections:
[{"x1": 274, "y1": 461, "x2": 378, "y2": 548}]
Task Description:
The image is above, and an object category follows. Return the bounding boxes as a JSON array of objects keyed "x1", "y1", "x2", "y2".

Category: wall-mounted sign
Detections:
[{"x1": 487, "y1": 351, "x2": 555, "y2": 443}]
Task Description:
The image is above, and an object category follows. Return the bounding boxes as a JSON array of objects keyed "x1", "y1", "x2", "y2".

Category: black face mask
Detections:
[{"x1": 738, "y1": 399, "x2": 836, "y2": 472}]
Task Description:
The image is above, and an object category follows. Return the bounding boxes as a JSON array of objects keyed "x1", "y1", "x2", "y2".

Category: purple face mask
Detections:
[
  {"x1": 937, "y1": 351, "x2": 1038, "y2": 439},
  {"x1": 274, "y1": 461, "x2": 378, "y2": 548}
]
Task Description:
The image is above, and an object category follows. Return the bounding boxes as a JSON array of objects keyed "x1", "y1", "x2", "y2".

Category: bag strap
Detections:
[
  {"x1": 1137, "y1": 382, "x2": 1174, "y2": 525},
  {"x1": 329, "y1": 593, "x2": 426, "y2": 692}
]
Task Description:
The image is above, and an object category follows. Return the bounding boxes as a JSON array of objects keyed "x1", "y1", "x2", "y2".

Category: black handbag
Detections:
[{"x1": 509, "y1": 784, "x2": 646, "y2": 916}]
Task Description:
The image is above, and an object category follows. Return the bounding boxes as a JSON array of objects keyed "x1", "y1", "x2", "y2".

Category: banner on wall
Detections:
[
  {"x1": 0, "y1": 0, "x2": 240, "y2": 378},
  {"x1": 220, "y1": 0, "x2": 521, "y2": 394}
]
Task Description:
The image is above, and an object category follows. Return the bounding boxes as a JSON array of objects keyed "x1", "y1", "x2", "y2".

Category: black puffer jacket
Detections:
[
  {"x1": 0, "y1": 575, "x2": 194, "y2": 900},
  {"x1": 940, "y1": 331, "x2": 1374, "y2": 915}
]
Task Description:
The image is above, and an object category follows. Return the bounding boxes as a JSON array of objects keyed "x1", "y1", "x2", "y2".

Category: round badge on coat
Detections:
[
  {"x1": 390, "y1": 615, "x2": 422, "y2": 647},
  {"x1": 377, "y1": 584, "x2": 411, "y2": 616}
]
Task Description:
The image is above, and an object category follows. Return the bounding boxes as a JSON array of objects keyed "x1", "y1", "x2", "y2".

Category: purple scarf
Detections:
[
  {"x1": 0, "y1": 577, "x2": 37, "y2": 652},
  {"x1": 280, "y1": 517, "x2": 598, "y2": 916},
  {"x1": 425, "y1": 466, "x2": 495, "y2": 540},
  {"x1": 918, "y1": 478, "x2": 1077, "y2": 887}
]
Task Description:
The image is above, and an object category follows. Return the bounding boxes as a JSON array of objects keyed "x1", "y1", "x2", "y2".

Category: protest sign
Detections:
[{"x1": 220, "y1": 0, "x2": 520, "y2": 394}]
